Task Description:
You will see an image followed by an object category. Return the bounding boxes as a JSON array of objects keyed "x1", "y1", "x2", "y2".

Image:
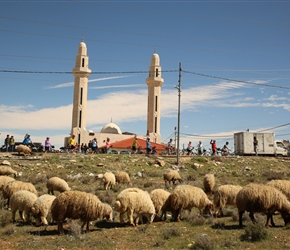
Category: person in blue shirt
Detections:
[
  {"x1": 146, "y1": 138, "x2": 151, "y2": 154},
  {"x1": 23, "y1": 134, "x2": 33, "y2": 146}
]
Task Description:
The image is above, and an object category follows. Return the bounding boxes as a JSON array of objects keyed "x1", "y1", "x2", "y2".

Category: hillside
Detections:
[{"x1": 0, "y1": 152, "x2": 290, "y2": 250}]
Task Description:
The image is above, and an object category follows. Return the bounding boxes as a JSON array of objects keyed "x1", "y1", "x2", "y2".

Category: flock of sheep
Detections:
[{"x1": 1, "y1": 164, "x2": 290, "y2": 235}]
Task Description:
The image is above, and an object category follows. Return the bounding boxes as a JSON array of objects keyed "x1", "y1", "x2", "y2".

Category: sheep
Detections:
[
  {"x1": 213, "y1": 184, "x2": 242, "y2": 217},
  {"x1": 115, "y1": 171, "x2": 132, "y2": 186},
  {"x1": 161, "y1": 184, "x2": 213, "y2": 222},
  {"x1": 0, "y1": 165, "x2": 18, "y2": 177},
  {"x1": 16, "y1": 144, "x2": 32, "y2": 155},
  {"x1": 51, "y1": 190, "x2": 113, "y2": 234},
  {"x1": 236, "y1": 183, "x2": 290, "y2": 227},
  {"x1": 114, "y1": 187, "x2": 155, "y2": 226},
  {"x1": 46, "y1": 177, "x2": 71, "y2": 195},
  {"x1": 0, "y1": 176, "x2": 15, "y2": 192},
  {"x1": 97, "y1": 172, "x2": 116, "y2": 190},
  {"x1": 203, "y1": 173, "x2": 215, "y2": 196},
  {"x1": 9, "y1": 190, "x2": 38, "y2": 223},
  {"x1": 163, "y1": 169, "x2": 182, "y2": 186},
  {"x1": 31, "y1": 194, "x2": 56, "y2": 226},
  {"x1": 150, "y1": 188, "x2": 171, "y2": 221},
  {"x1": 2, "y1": 180, "x2": 38, "y2": 207},
  {"x1": 266, "y1": 179, "x2": 290, "y2": 200}
]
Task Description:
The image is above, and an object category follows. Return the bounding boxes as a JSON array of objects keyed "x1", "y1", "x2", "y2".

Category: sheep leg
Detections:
[
  {"x1": 20, "y1": 210, "x2": 26, "y2": 222},
  {"x1": 11, "y1": 210, "x2": 16, "y2": 222},
  {"x1": 238, "y1": 211, "x2": 244, "y2": 227},
  {"x1": 86, "y1": 221, "x2": 90, "y2": 232},
  {"x1": 127, "y1": 208, "x2": 135, "y2": 226},
  {"x1": 41, "y1": 216, "x2": 48, "y2": 226},
  {"x1": 249, "y1": 212, "x2": 256, "y2": 223},
  {"x1": 267, "y1": 213, "x2": 276, "y2": 227},
  {"x1": 57, "y1": 221, "x2": 64, "y2": 235}
]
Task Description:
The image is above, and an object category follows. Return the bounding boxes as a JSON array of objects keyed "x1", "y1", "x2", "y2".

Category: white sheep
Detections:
[
  {"x1": 162, "y1": 184, "x2": 213, "y2": 222},
  {"x1": 51, "y1": 190, "x2": 113, "y2": 234},
  {"x1": 2, "y1": 180, "x2": 38, "y2": 207},
  {"x1": 9, "y1": 190, "x2": 38, "y2": 223},
  {"x1": 163, "y1": 169, "x2": 182, "y2": 186},
  {"x1": 115, "y1": 171, "x2": 132, "y2": 186},
  {"x1": 213, "y1": 184, "x2": 242, "y2": 217},
  {"x1": 203, "y1": 173, "x2": 215, "y2": 196},
  {"x1": 0, "y1": 176, "x2": 15, "y2": 192},
  {"x1": 97, "y1": 172, "x2": 116, "y2": 190},
  {"x1": 236, "y1": 183, "x2": 290, "y2": 227},
  {"x1": 31, "y1": 194, "x2": 56, "y2": 226},
  {"x1": 266, "y1": 179, "x2": 290, "y2": 200},
  {"x1": 150, "y1": 188, "x2": 171, "y2": 221},
  {"x1": 46, "y1": 177, "x2": 71, "y2": 195},
  {"x1": 0, "y1": 165, "x2": 18, "y2": 177},
  {"x1": 16, "y1": 144, "x2": 32, "y2": 155},
  {"x1": 114, "y1": 187, "x2": 155, "y2": 226}
]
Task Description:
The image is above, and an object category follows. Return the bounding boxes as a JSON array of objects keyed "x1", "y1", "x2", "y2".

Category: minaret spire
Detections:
[{"x1": 146, "y1": 52, "x2": 164, "y2": 144}]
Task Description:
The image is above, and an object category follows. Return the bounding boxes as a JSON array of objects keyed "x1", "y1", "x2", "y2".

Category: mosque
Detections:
[{"x1": 64, "y1": 41, "x2": 167, "y2": 153}]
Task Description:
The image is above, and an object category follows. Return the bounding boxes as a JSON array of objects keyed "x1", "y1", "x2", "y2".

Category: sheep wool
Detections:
[
  {"x1": 0, "y1": 165, "x2": 18, "y2": 177},
  {"x1": 2, "y1": 180, "x2": 38, "y2": 206},
  {"x1": 46, "y1": 177, "x2": 71, "y2": 195},
  {"x1": 163, "y1": 184, "x2": 213, "y2": 222},
  {"x1": 16, "y1": 144, "x2": 32, "y2": 155},
  {"x1": 203, "y1": 173, "x2": 215, "y2": 196},
  {"x1": 213, "y1": 184, "x2": 242, "y2": 217},
  {"x1": 236, "y1": 183, "x2": 290, "y2": 227},
  {"x1": 266, "y1": 179, "x2": 290, "y2": 200},
  {"x1": 9, "y1": 190, "x2": 38, "y2": 222},
  {"x1": 102, "y1": 172, "x2": 116, "y2": 190},
  {"x1": 51, "y1": 190, "x2": 113, "y2": 234},
  {"x1": 0, "y1": 176, "x2": 15, "y2": 192},
  {"x1": 115, "y1": 171, "x2": 132, "y2": 185},
  {"x1": 115, "y1": 187, "x2": 155, "y2": 226},
  {"x1": 150, "y1": 188, "x2": 171, "y2": 220},
  {"x1": 163, "y1": 169, "x2": 182, "y2": 186},
  {"x1": 31, "y1": 194, "x2": 56, "y2": 226}
]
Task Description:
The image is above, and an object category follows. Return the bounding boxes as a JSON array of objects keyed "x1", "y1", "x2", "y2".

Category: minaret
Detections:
[
  {"x1": 146, "y1": 52, "x2": 164, "y2": 143},
  {"x1": 71, "y1": 40, "x2": 91, "y2": 145}
]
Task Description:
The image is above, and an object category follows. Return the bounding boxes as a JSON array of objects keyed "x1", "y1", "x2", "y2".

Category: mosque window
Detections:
[
  {"x1": 154, "y1": 117, "x2": 157, "y2": 133},
  {"x1": 155, "y1": 96, "x2": 158, "y2": 112},
  {"x1": 155, "y1": 68, "x2": 159, "y2": 77},
  {"x1": 79, "y1": 111, "x2": 82, "y2": 127},
  {"x1": 80, "y1": 88, "x2": 83, "y2": 105},
  {"x1": 82, "y1": 58, "x2": 85, "y2": 67}
]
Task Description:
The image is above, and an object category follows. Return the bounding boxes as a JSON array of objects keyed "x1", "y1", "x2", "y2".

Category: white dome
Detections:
[{"x1": 100, "y1": 122, "x2": 122, "y2": 134}]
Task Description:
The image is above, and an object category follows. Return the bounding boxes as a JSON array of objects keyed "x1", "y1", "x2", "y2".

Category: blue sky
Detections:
[{"x1": 0, "y1": 0, "x2": 290, "y2": 151}]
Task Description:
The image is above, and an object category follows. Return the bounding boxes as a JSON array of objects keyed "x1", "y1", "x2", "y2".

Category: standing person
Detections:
[
  {"x1": 253, "y1": 136, "x2": 258, "y2": 155},
  {"x1": 167, "y1": 138, "x2": 173, "y2": 155},
  {"x1": 23, "y1": 134, "x2": 33, "y2": 146},
  {"x1": 210, "y1": 140, "x2": 217, "y2": 156},
  {"x1": 4, "y1": 135, "x2": 10, "y2": 152},
  {"x1": 197, "y1": 141, "x2": 203, "y2": 155},
  {"x1": 187, "y1": 141, "x2": 193, "y2": 155},
  {"x1": 131, "y1": 135, "x2": 140, "y2": 154},
  {"x1": 91, "y1": 138, "x2": 98, "y2": 154},
  {"x1": 105, "y1": 138, "x2": 111, "y2": 154},
  {"x1": 146, "y1": 137, "x2": 151, "y2": 154},
  {"x1": 44, "y1": 137, "x2": 51, "y2": 152},
  {"x1": 9, "y1": 135, "x2": 15, "y2": 152},
  {"x1": 68, "y1": 134, "x2": 76, "y2": 152}
]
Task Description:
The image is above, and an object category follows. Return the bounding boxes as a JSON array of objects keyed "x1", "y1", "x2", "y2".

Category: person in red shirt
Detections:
[{"x1": 210, "y1": 140, "x2": 217, "y2": 155}]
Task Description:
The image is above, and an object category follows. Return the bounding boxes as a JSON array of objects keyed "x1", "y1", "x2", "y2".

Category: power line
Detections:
[
  {"x1": 183, "y1": 70, "x2": 290, "y2": 89},
  {"x1": 257, "y1": 122, "x2": 290, "y2": 132}
]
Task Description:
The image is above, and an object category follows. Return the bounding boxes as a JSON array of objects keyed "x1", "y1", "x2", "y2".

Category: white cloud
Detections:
[{"x1": 48, "y1": 76, "x2": 131, "y2": 89}]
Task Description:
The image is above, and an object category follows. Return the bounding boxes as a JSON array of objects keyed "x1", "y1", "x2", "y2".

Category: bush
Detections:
[
  {"x1": 162, "y1": 227, "x2": 181, "y2": 240},
  {"x1": 241, "y1": 221, "x2": 268, "y2": 242},
  {"x1": 192, "y1": 234, "x2": 215, "y2": 250}
]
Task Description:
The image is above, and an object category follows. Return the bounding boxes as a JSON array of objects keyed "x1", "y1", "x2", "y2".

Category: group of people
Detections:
[{"x1": 3, "y1": 134, "x2": 15, "y2": 152}]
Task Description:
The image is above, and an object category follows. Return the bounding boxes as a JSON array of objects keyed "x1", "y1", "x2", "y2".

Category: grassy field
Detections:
[{"x1": 1, "y1": 152, "x2": 290, "y2": 250}]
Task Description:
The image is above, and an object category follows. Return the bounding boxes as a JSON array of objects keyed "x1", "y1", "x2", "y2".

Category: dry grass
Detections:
[{"x1": 0, "y1": 153, "x2": 290, "y2": 249}]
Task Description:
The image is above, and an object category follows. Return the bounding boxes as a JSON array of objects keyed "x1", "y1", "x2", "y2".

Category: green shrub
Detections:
[
  {"x1": 192, "y1": 234, "x2": 215, "y2": 250},
  {"x1": 241, "y1": 221, "x2": 268, "y2": 242}
]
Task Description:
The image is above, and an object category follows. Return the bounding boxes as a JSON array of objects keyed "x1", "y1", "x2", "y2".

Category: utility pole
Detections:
[{"x1": 176, "y1": 62, "x2": 182, "y2": 165}]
